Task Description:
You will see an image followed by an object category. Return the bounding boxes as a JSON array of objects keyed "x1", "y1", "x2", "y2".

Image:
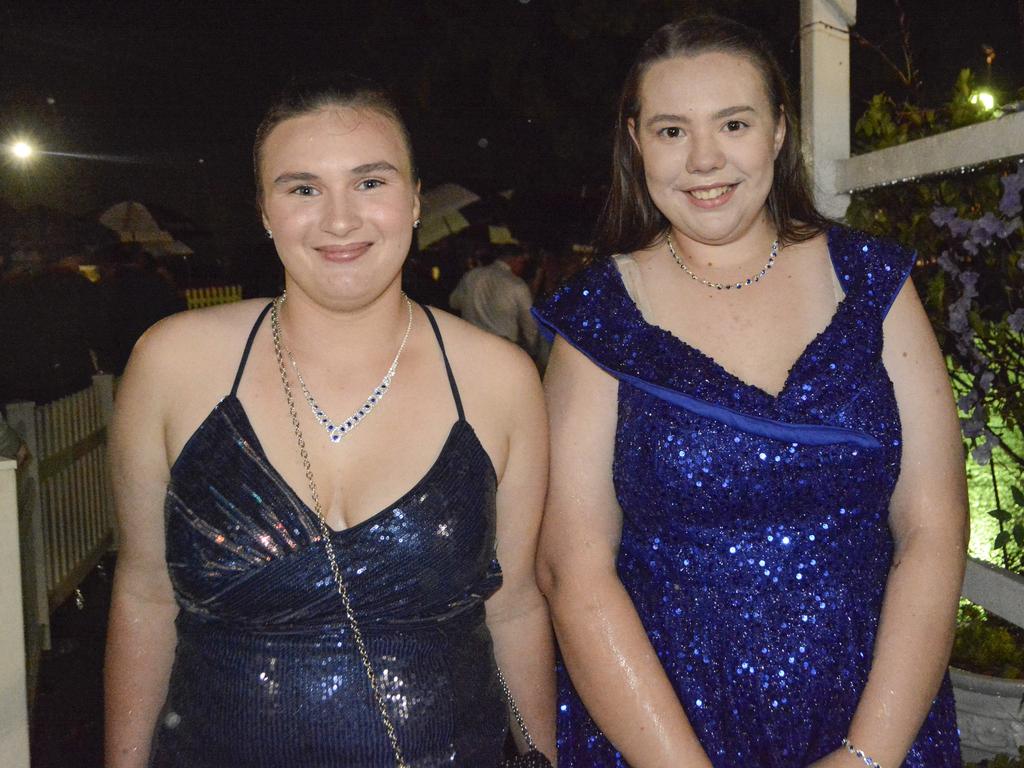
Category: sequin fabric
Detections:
[
  {"x1": 150, "y1": 308, "x2": 507, "y2": 767},
  {"x1": 533, "y1": 227, "x2": 961, "y2": 767}
]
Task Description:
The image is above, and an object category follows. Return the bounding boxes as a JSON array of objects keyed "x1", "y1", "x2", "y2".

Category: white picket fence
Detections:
[{"x1": 0, "y1": 373, "x2": 116, "y2": 768}]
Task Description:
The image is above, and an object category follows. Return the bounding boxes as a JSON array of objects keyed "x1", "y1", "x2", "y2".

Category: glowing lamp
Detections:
[
  {"x1": 969, "y1": 90, "x2": 996, "y2": 111},
  {"x1": 11, "y1": 141, "x2": 33, "y2": 159}
]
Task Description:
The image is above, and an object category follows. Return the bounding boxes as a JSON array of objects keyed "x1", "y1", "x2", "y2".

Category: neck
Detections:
[
  {"x1": 277, "y1": 281, "x2": 409, "y2": 360},
  {"x1": 669, "y1": 216, "x2": 778, "y2": 272}
]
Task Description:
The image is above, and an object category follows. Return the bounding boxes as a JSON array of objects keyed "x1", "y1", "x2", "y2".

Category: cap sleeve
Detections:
[
  {"x1": 531, "y1": 259, "x2": 649, "y2": 378},
  {"x1": 827, "y1": 226, "x2": 917, "y2": 320}
]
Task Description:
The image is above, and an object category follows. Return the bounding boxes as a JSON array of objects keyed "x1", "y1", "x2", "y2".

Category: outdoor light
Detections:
[
  {"x1": 10, "y1": 140, "x2": 34, "y2": 159},
  {"x1": 970, "y1": 90, "x2": 996, "y2": 111}
]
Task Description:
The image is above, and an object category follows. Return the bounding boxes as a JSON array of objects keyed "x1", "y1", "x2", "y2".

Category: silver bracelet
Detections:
[{"x1": 841, "y1": 737, "x2": 883, "y2": 768}]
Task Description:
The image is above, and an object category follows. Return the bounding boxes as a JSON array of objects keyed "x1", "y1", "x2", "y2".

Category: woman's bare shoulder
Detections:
[
  {"x1": 427, "y1": 306, "x2": 540, "y2": 389},
  {"x1": 125, "y1": 299, "x2": 272, "y2": 391}
]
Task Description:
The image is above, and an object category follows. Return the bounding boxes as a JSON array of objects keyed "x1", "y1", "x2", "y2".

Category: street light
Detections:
[{"x1": 9, "y1": 140, "x2": 34, "y2": 160}]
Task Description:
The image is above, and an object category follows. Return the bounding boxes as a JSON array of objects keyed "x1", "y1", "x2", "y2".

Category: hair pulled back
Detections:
[
  {"x1": 253, "y1": 73, "x2": 417, "y2": 206},
  {"x1": 595, "y1": 15, "x2": 830, "y2": 255}
]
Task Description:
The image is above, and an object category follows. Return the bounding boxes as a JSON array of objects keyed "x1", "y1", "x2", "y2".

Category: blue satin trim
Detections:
[{"x1": 533, "y1": 311, "x2": 882, "y2": 450}]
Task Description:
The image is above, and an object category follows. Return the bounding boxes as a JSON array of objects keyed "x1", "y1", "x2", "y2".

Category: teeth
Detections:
[{"x1": 689, "y1": 185, "x2": 731, "y2": 201}]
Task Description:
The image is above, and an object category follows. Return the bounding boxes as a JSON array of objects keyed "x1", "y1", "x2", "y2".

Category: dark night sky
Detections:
[{"x1": 2, "y1": 0, "x2": 1022, "y2": 256}]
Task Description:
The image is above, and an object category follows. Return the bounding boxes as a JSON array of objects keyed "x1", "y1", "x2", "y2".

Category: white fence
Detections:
[{"x1": 0, "y1": 373, "x2": 116, "y2": 768}]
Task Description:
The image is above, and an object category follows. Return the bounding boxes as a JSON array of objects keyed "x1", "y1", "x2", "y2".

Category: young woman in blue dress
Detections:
[
  {"x1": 534, "y1": 16, "x2": 966, "y2": 768},
  {"x1": 105, "y1": 77, "x2": 555, "y2": 767}
]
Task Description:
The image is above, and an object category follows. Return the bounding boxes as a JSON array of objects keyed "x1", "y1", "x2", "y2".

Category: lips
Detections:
[
  {"x1": 684, "y1": 183, "x2": 738, "y2": 209},
  {"x1": 316, "y1": 242, "x2": 372, "y2": 262}
]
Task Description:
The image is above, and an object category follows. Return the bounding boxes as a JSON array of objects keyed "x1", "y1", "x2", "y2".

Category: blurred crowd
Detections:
[{"x1": 0, "y1": 244, "x2": 183, "y2": 406}]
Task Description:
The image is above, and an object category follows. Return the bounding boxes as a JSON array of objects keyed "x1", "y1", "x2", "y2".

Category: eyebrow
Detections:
[
  {"x1": 273, "y1": 171, "x2": 319, "y2": 185},
  {"x1": 352, "y1": 161, "x2": 401, "y2": 175},
  {"x1": 645, "y1": 105, "x2": 757, "y2": 127},
  {"x1": 272, "y1": 162, "x2": 401, "y2": 185}
]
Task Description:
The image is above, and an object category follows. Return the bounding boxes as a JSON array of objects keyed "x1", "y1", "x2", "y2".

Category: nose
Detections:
[
  {"x1": 320, "y1": 189, "x2": 362, "y2": 236},
  {"x1": 685, "y1": 132, "x2": 726, "y2": 175}
]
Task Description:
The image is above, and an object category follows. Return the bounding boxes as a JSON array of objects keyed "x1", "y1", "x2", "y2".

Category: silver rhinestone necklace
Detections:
[
  {"x1": 270, "y1": 293, "x2": 414, "y2": 444},
  {"x1": 667, "y1": 234, "x2": 779, "y2": 291}
]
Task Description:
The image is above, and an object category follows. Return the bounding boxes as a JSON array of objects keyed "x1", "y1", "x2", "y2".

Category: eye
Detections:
[
  {"x1": 657, "y1": 126, "x2": 683, "y2": 139},
  {"x1": 723, "y1": 120, "x2": 749, "y2": 132},
  {"x1": 357, "y1": 178, "x2": 385, "y2": 191},
  {"x1": 290, "y1": 184, "x2": 318, "y2": 196}
]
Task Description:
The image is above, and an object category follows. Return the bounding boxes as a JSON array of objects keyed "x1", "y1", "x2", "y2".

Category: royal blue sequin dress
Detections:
[
  {"x1": 150, "y1": 305, "x2": 508, "y2": 767},
  {"x1": 533, "y1": 227, "x2": 961, "y2": 767}
]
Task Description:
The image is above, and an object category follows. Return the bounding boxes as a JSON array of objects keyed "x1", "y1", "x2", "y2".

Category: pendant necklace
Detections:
[
  {"x1": 667, "y1": 234, "x2": 779, "y2": 291},
  {"x1": 270, "y1": 292, "x2": 414, "y2": 444}
]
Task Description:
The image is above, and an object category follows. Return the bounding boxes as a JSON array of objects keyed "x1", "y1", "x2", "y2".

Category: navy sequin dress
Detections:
[
  {"x1": 533, "y1": 227, "x2": 961, "y2": 767},
  {"x1": 150, "y1": 305, "x2": 508, "y2": 767}
]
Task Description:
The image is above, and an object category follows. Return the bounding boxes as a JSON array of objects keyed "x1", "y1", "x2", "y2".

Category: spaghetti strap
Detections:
[
  {"x1": 230, "y1": 302, "x2": 274, "y2": 398},
  {"x1": 421, "y1": 305, "x2": 465, "y2": 420}
]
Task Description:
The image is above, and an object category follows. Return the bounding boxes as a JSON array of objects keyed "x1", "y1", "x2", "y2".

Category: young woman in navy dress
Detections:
[{"x1": 105, "y1": 78, "x2": 555, "y2": 767}]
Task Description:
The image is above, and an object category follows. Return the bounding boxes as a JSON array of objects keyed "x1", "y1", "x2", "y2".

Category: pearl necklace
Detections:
[
  {"x1": 270, "y1": 293, "x2": 414, "y2": 444},
  {"x1": 667, "y1": 234, "x2": 779, "y2": 291}
]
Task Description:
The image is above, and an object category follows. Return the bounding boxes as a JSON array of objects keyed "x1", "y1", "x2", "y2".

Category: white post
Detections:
[
  {"x1": 800, "y1": 0, "x2": 856, "y2": 219},
  {"x1": 0, "y1": 458, "x2": 30, "y2": 768},
  {"x1": 5, "y1": 401, "x2": 49, "y2": 651}
]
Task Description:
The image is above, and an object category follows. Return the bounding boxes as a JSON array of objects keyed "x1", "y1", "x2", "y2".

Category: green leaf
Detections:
[
  {"x1": 1011, "y1": 486, "x2": 1024, "y2": 508},
  {"x1": 988, "y1": 508, "x2": 1011, "y2": 522},
  {"x1": 1013, "y1": 523, "x2": 1024, "y2": 548},
  {"x1": 994, "y1": 531, "x2": 1011, "y2": 549}
]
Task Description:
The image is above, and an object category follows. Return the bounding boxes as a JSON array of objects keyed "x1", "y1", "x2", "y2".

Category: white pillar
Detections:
[
  {"x1": 800, "y1": 0, "x2": 856, "y2": 219},
  {"x1": 0, "y1": 459, "x2": 30, "y2": 768},
  {"x1": 5, "y1": 401, "x2": 49, "y2": 651}
]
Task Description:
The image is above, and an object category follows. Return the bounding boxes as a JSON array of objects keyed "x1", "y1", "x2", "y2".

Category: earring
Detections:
[
  {"x1": 413, "y1": 218, "x2": 421, "y2": 230},
  {"x1": 265, "y1": 229, "x2": 273, "y2": 239}
]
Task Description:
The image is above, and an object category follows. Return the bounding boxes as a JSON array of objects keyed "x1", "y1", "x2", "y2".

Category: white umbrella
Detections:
[
  {"x1": 417, "y1": 183, "x2": 480, "y2": 249},
  {"x1": 98, "y1": 201, "x2": 192, "y2": 254}
]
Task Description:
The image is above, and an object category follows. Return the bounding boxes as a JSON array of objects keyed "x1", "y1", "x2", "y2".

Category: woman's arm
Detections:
[
  {"x1": 810, "y1": 280, "x2": 968, "y2": 768},
  {"x1": 485, "y1": 346, "x2": 556, "y2": 759},
  {"x1": 537, "y1": 337, "x2": 713, "y2": 767},
  {"x1": 104, "y1": 328, "x2": 181, "y2": 768}
]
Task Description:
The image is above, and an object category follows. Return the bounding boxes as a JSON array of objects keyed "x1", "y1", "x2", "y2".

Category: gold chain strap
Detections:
[{"x1": 271, "y1": 297, "x2": 409, "y2": 768}]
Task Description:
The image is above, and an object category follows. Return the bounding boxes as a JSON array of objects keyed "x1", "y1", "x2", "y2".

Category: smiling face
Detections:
[
  {"x1": 259, "y1": 106, "x2": 420, "y2": 309},
  {"x1": 629, "y1": 51, "x2": 785, "y2": 247}
]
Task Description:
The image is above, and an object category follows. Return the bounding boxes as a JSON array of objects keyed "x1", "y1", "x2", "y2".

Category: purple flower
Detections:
[
  {"x1": 931, "y1": 206, "x2": 958, "y2": 227},
  {"x1": 958, "y1": 389, "x2": 979, "y2": 412},
  {"x1": 999, "y1": 216, "x2": 1022, "y2": 239},
  {"x1": 937, "y1": 250, "x2": 960, "y2": 275},
  {"x1": 962, "y1": 239, "x2": 978, "y2": 255},
  {"x1": 949, "y1": 217, "x2": 972, "y2": 237},
  {"x1": 961, "y1": 405, "x2": 986, "y2": 438},
  {"x1": 1009, "y1": 308, "x2": 1024, "y2": 333},
  {"x1": 999, "y1": 165, "x2": 1024, "y2": 217},
  {"x1": 971, "y1": 438, "x2": 994, "y2": 465},
  {"x1": 948, "y1": 297, "x2": 971, "y2": 333},
  {"x1": 959, "y1": 271, "x2": 980, "y2": 299},
  {"x1": 978, "y1": 370, "x2": 995, "y2": 392}
]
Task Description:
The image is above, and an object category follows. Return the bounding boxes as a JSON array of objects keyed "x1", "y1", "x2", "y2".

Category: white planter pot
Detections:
[{"x1": 952, "y1": 666, "x2": 1024, "y2": 763}]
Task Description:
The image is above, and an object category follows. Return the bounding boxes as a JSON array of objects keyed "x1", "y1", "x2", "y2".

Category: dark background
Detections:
[{"x1": 2, "y1": 0, "x2": 1022, "y2": 259}]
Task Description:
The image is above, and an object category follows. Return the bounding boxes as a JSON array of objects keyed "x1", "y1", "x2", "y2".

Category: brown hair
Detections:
[
  {"x1": 595, "y1": 15, "x2": 831, "y2": 255},
  {"x1": 253, "y1": 74, "x2": 417, "y2": 205}
]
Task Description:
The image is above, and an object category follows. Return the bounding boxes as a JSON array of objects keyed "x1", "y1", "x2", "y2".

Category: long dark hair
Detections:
[
  {"x1": 253, "y1": 74, "x2": 417, "y2": 205},
  {"x1": 595, "y1": 15, "x2": 831, "y2": 255}
]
